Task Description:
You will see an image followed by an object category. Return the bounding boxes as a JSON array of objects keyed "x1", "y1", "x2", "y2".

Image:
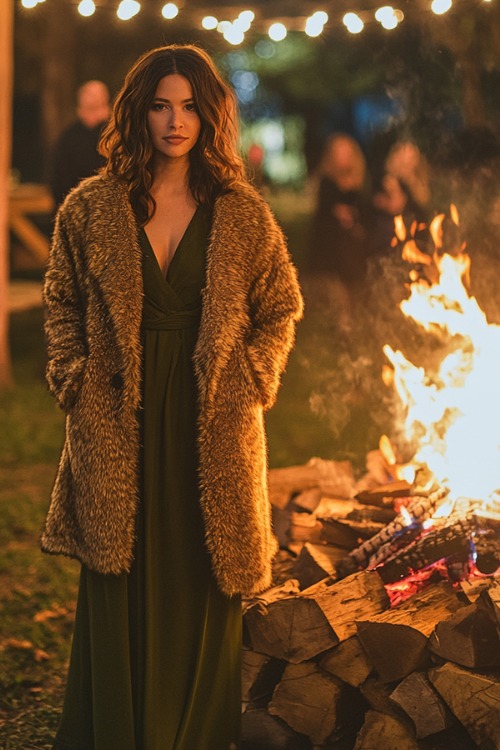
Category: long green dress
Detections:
[{"x1": 53, "y1": 208, "x2": 242, "y2": 750}]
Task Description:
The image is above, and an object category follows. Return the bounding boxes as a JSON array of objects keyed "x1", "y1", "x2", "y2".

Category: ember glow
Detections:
[{"x1": 384, "y1": 210, "x2": 500, "y2": 507}]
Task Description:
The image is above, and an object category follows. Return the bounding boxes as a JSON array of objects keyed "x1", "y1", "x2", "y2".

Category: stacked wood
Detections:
[
  {"x1": 249, "y1": 455, "x2": 500, "y2": 747},
  {"x1": 245, "y1": 571, "x2": 389, "y2": 663},
  {"x1": 356, "y1": 582, "x2": 464, "y2": 682},
  {"x1": 320, "y1": 636, "x2": 372, "y2": 688},
  {"x1": 353, "y1": 711, "x2": 420, "y2": 750},
  {"x1": 428, "y1": 601, "x2": 500, "y2": 668},
  {"x1": 241, "y1": 573, "x2": 500, "y2": 749},
  {"x1": 479, "y1": 577, "x2": 500, "y2": 636},
  {"x1": 429, "y1": 662, "x2": 500, "y2": 748},
  {"x1": 389, "y1": 672, "x2": 454, "y2": 738},
  {"x1": 319, "y1": 517, "x2": 385, "y2": 548},
  {"x1": 268, "y1": 458, "x2": 355, "y2": 510},
  {"x1": 268, "y1": 662, "x2": 344, "y2": 745},
  {"x1": 292, "y1": 542, "x2": 346, "y2": 589}
]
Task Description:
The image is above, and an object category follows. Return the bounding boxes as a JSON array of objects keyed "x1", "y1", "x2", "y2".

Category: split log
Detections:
[
  {"x1": 359, "y1": 676, "x2": 403, "y2": 718},
  {"x1": 271, "y1": 506, "x2": 292, "y2": 548},
  {"x1": 242, "y1": 649, "x2": 286, "y2": 709},
  {"x1": 268, "y1": 662, "x2": 343, "y2": 745},
  {"x1": 459, "y1": 576, "x2": 495, "y2": 604},
  {"x1": 429, "y1": 662, "x2": 500, "y2": 748},
  {"x1": 428, "y1": 601, "x2": 500, "y2": 669},
  {"x1": 271, "y1": 550, "x2": 299, "y2": 588},
  {"x1": 287, "y1": 512, "x2": 323, "y2": 544},
  {"x1": 245, "y1": 571, "x2": 388, "y2": 663},
  {"x1": 479, "y1": 577, "x2": 500, "y2": 636},
  {"x1": 291, "y1": 488, "x2": 322, "y2": 513},
  {"x1": 241, "y1": 708, "x2": 311, "y2": 750},
  {"x1": 389, "y1": 671, "x2": 454, "y2": 738},
  {"x1": 300, "y1": 571, "x2": 389, "y2": 642},
  {"x1": 320, "y1": 636, "x2": 372, "y2": 688},
  {"x1": 268, "y1": 459, "x2": 355, "y2": 510},
  {"x1": 314, "y1": 495, "x2": 355, "y2": 518},
  {"x1": 319, "y1": 517, "x2": 384, "y2": 548},
  {"x1": 292, "y1": 542, "x2": 345, "y2": 589},
  {"x1": 353, "y1": 710, "x2": 419, "y2": 750},
  {"x1": 356, "y1": 582, "x2": 463, "y2": 682},
  {"x1": 242, "y1": 650, "x2": 269, "y2": 704},
  {"x1": 245, "y1": 592, "x2": 337, "y2": 663},
  {"x1": 355, "y1": 479, "x2": 413, "y2": 506},
  {"x1": 347, "y1": 504, "x2": 397, "y2": 525}
]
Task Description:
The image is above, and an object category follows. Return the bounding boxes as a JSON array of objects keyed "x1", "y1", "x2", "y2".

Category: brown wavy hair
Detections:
[{"x1": 99, "y1": 44, "x2": 246, "y2": 224}]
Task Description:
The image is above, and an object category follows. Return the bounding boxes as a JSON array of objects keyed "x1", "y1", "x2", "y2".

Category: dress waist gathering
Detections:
[{"x1": 141, "y1": 305, "x2": 202, "y2": 331}]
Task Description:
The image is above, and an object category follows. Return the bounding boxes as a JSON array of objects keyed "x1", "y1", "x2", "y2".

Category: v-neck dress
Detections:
[{"x1": 53, "y1": 208, "x2": 242, "y2": 750}]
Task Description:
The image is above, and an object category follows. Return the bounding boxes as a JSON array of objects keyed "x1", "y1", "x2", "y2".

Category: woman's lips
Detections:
[{"x1": 164, "y1": 135, "x2": 188, "y2": 143}]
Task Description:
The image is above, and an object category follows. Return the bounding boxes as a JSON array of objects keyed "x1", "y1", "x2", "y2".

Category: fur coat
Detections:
[{"x1": 41, "y1": 174, "x2": 303, "y2": 597}]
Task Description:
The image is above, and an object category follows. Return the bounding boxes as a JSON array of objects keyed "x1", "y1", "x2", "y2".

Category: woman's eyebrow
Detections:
[{"x1": 152, "y1": 97, "x2": 195, "y2": 103}]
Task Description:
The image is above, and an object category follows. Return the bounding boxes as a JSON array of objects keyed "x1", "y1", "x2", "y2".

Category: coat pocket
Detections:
[{"x1": 46, "y1": 354, "x2": 88, "y2": 412}]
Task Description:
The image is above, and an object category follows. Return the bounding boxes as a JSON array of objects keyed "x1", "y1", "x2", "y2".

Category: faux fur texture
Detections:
[{"x1": 41, "y1": 174, "x2": 303, "y2": 597}]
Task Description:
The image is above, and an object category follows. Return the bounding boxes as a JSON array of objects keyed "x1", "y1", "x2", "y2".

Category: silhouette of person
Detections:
[
  {"x1": 308, "y1": 133, "x2": 372, "y2": 333},
  {"x1": 49, "y1": 80, "x2": 111, "y2": 206}
]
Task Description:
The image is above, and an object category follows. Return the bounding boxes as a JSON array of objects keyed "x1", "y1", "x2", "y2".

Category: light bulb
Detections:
[
  {"x1": 268, "y1": 22, "x2": 287, "y2": 41},
  {"x1": 161, "y1": 3, "x2": 178, "y2": 20}
]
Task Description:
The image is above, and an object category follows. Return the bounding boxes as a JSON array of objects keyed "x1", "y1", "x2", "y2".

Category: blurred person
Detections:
[
  {"x1": 308, "y1": 133, "x2": 372, "y2": 333},
  {"x1": 49, "y1": 80, "x2": 111, "y2": 206},
  {"x1": 42, "y1": 44, "x2": 302, "y2": 750},
  {"x1": 372, "y1": 140, "x2": 431, "y2": 254}
]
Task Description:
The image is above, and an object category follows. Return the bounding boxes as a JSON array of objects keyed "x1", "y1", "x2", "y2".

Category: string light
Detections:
[
  {"x1": 343, "y1": 12, "x2": 364, "y2": 34},
  {"x1": 19, "y1": 0, "x2": 479, "y2": 42},
  {"x1": 161, "y1": 3, "x2": 178, "y2": 20},
  {"x1": 268, "y1": 22, "x2": 287, "y2": 41},
  {"x1": 375, "y1": 6, "x2": 403, "y2": 29},
  {"x1": 217, "y1": 20, "x2": 231, "y2": 34},
  {"x1": 305, "y1": 10, "x2": 328, "y2": 37},
  {"x1": 223, "y1": 23, "x2": 245, "y2": 45},
  {"x1": 201, "y1": 15, "x2": 218, "y2": 30},
  {"x1": 431, "y1": 0, "x2": 453, "y2": 14},
  {"x1": 234, "y1": 11, "x2": 254, "y2": 32},
  {"x1": 239, "y1": 10, "x2": 255, "y2": 24},
  {"x1": 78, "y1": 0, "x2": 96, "y2": 16},
  {"x1": 117, "y1": 0, "x2": 140, "y2": 20}
]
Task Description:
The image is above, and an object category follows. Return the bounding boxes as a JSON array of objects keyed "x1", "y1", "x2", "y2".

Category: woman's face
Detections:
[{"x1": 147, "y1": 74, "x2": 201, "y2": 163}]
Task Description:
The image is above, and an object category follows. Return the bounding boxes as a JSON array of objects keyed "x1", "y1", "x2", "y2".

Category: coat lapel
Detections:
[
  {"x1": 84, "y1": 177, "x2": 144, "y2": 408},
  {"x1": 194, "y1": 189, "x2": 255, "y2": 406}
]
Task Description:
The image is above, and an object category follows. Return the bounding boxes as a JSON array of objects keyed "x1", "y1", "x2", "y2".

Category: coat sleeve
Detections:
[
  {"x1": 43, "y1": 209, "x2": 88, "y2": 412},
  {"x1": 245, "y1": 210, "x2": 304, "y2": 411}
]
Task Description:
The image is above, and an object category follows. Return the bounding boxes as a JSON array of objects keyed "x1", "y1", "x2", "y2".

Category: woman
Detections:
[{"x1": 41, "y1": 45, "x2": 303, "y2": 750}]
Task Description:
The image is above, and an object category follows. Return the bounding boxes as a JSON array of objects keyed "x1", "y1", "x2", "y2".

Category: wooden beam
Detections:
[{"x1": 0, "y1": 0, "x2": 14, "y2": 387}]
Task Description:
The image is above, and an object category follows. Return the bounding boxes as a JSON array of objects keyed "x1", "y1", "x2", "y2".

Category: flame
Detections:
[{"x1": 385, "y1": 211, "x2": 500, "y2": 506}]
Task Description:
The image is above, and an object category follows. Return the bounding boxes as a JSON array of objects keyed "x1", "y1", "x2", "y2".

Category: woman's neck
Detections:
[{"x1": 150, "y1": 155, "x2": 191, "y2": 198}]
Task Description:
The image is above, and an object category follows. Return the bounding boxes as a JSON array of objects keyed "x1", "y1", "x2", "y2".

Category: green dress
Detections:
[{"x1": 54, "y1": 208, "x2": 242, "y2": 750}]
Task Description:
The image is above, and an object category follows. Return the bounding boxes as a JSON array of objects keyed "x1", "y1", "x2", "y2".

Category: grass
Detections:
[{"x1": 0, "y1": 309, "x2": 79, "y2": 748}]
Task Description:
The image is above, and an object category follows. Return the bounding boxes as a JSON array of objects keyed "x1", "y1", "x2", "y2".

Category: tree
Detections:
[{"x1": 0, "y1": 0, "x2": 14, "y2": 388}]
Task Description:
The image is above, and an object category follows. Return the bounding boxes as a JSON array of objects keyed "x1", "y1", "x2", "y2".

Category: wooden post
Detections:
[{"x1": 0, "y1": 0, "x2": 14, "y2": 388}]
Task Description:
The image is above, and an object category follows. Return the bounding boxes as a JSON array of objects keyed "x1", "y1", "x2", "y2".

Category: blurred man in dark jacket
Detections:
[{"x1": 50, "y1": 80, "x2": 111, "y2": 206}]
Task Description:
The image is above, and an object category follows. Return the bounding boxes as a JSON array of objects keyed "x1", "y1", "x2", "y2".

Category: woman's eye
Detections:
[
  {"x1": 185, "y1": 103, "x2": 197, "y2": 112},
  {"x1": 151, "y1": 103, "x2": 167, "y2": 111}
]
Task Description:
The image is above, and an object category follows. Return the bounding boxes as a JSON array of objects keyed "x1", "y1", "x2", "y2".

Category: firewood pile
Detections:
[{"x1": 241, "y1": 456, "x2": 500, "y2": 750}]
